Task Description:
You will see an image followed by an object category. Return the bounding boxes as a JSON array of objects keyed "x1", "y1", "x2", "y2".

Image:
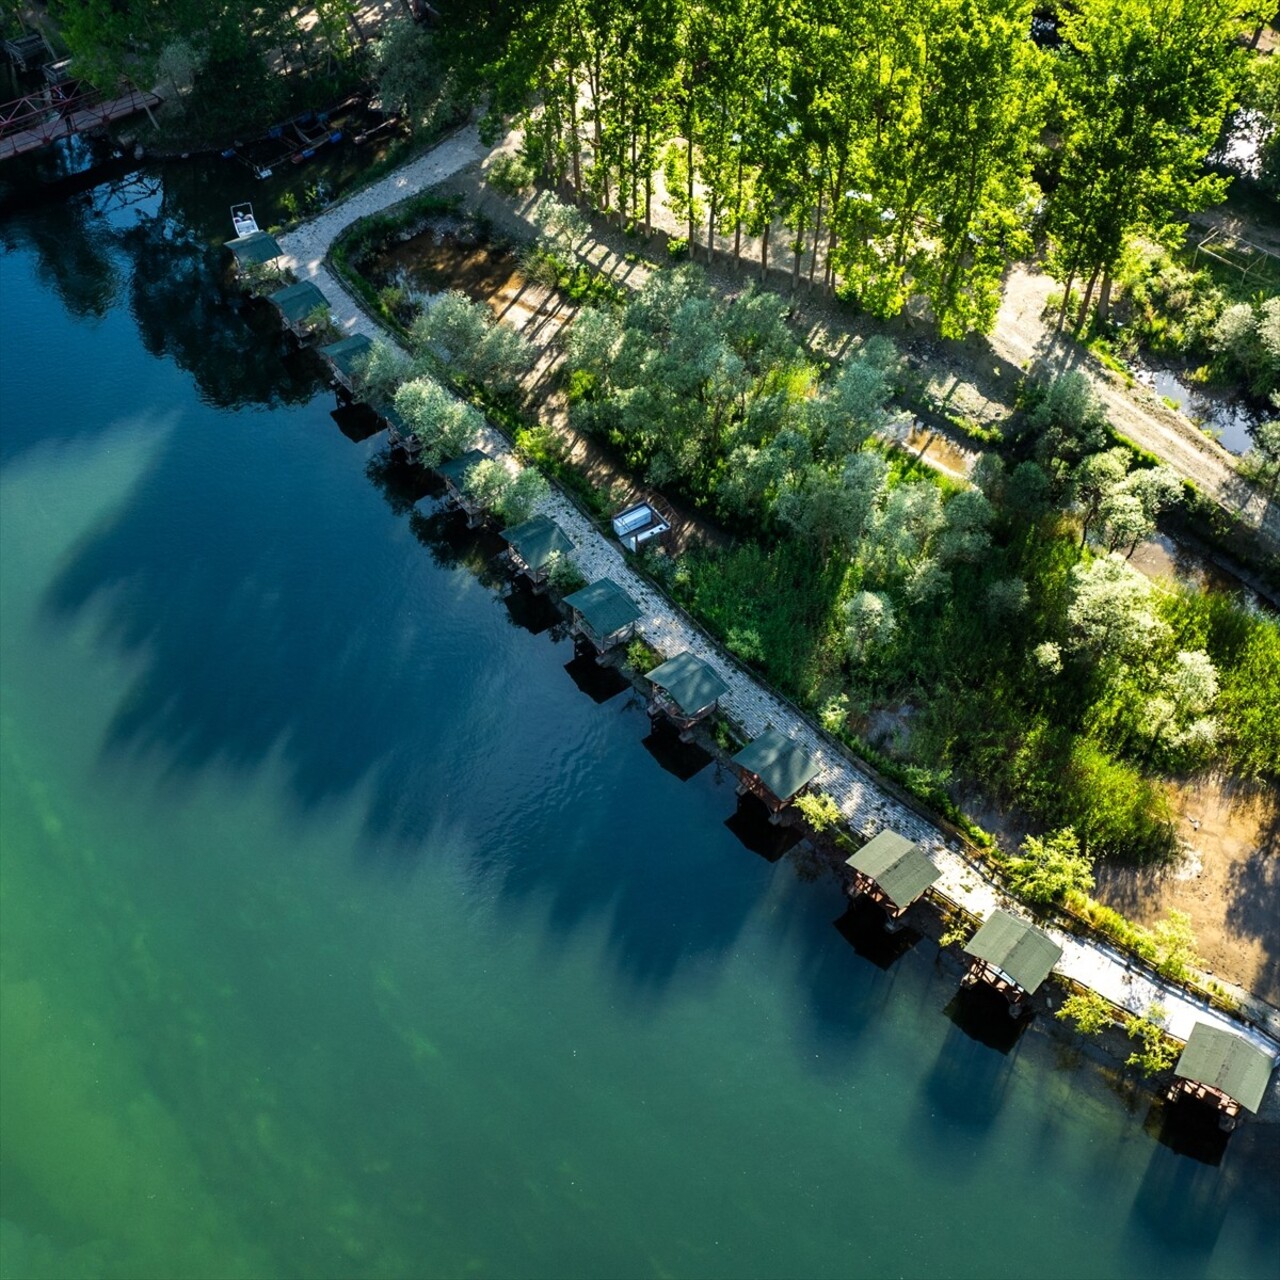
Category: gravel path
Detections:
[
  {"x1": 277, "y1": 124, "x2": 488, "y2": 333},
  {"x1": 274, "y1": 131, "x2": 1280, "y2": 1071}
]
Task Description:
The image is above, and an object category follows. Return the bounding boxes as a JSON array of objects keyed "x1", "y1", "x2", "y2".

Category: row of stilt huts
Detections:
[{"x1": 227, "y1": 216, "x2": 1276, "y2": 1136}]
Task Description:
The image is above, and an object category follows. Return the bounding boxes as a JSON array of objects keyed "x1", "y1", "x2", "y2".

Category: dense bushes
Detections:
[{"x1": 564, "y1": 279, "x2": 1277, "y2": 861}]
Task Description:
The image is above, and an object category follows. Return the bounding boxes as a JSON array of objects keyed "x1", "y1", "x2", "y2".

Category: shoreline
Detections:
[{"x1": 271, "y1": 129, "x2": 1280, "y2": 1098}]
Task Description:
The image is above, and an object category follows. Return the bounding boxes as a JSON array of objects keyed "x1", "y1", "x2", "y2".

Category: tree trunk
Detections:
[
  {"x1": 1055, "y1": 265, "x2": 1077, "y2": 337},
  {"x1": 1074, "y1": 262, "x2": 1101, "y2": 331},
  {"x1": 644, "y1": 122, "x2": 652, "y2": 234},
  {"x1": 790, "y1": 206, "x2": 805, "y2": 294},
  {"x1": 707, "y1": 193, "x2": 717, "y2": 265},
  {"x1": 808, "y1": 187, "x2": 824, "y2": 291},
  {"x1": 630, "y1": 129, "x2": 638, "y2": 222},
  {"x1": 686, "y1": 127, "x2": 696, "y2": 259},
  {"x1": 733, "y1": 152, "x2": 744, "y2": 266},
  {"x1": 569, "y1": 91, "x2": 582, "y2": 197},
  {"x1": 1096, "y1": 270, "x2": 1114, "y2": 324},
  {"x1": 760, "y1": 220, "x2": 770, "y2": 282}
]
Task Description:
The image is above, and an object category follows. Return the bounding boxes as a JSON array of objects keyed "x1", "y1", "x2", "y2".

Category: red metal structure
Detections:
[{"x1": 0, "y1": 82, "x2": 161, "y2": 161}]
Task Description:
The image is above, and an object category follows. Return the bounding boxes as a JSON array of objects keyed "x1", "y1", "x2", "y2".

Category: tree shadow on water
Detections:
[{"x1": 39, "y1": 400, "x2": 779, "y2": 997}]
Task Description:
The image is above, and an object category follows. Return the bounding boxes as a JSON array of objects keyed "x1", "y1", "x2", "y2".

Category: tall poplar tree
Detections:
[{"x1": 1045, "y1": 0, "x2": 1246, "y2": 328}]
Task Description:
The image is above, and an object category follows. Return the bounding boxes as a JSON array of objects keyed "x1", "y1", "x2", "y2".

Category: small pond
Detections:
[{"x1": 1139, "y1": 367, "x2": 1266, "y2": 456}]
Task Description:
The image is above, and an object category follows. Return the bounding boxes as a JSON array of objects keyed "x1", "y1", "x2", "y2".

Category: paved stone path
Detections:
[
  {"x1": 277, "y1": 124, "x2": 488, "y2": 335},
  {"x1": 274, "y1": 130, "x2": 1280, "y2": 1068}
]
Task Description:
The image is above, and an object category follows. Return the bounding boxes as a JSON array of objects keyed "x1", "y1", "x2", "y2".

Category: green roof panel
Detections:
[
  {"x1": 268, "y1": 280, "x2": 328, "y2": 325},
  {"x1": 564, "y1": 578, "x2": 642, "y2": 638},
  {"x1": 373, "y1": 402, "x2": 407, "y2": 433},
  {"x1": 732, "y1": 727, "x2": 822, "y2": 804},
  {"x1": 646, "y1": 651, "x2": 729, "y2": 716},
  {"x1": 227, "y1": 230, "x2": 283, "y2": 265},
  {"x1": 1175, "y1": 1023, "x2": 1274, "y2": 1113},
  {"x1": 437, "y1": 448, "x2": 491, "y2": 485},
  {"x1": 846, "y1": 829, "x2": 940, "y2": 909},
  {"x1": 500, "y1": 513, "x2": 574, "y2": 572},
  {"x1": 319, "y1": 333, "x2": 373, "y2": 378},
  {"x1": 964, "y1": 909, "x2": 1062, "y2": 994}
]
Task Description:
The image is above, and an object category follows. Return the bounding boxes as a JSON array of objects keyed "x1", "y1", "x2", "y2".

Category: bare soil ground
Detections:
[{"x1": 1095, "y1": 778, "x2": 1280, "y2": 1003}]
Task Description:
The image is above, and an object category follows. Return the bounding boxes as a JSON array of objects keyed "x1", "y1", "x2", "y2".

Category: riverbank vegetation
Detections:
[
  {"x1": 563, "y1": 268, "x2": 1279, "y2": 863},
  {"x1": 332, "y1": 174, "x2": 1279, "y2": 883}
]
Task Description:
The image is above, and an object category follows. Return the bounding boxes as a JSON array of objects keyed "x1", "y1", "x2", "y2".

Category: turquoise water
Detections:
[{"x1": 2, "y1": 168, "x2": 1278, "y2": 1280}]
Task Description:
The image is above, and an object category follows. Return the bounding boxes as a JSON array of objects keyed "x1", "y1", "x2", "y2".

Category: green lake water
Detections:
[{"x1": 1, "y1": 160, "x2": 1278, "y2": 1280}]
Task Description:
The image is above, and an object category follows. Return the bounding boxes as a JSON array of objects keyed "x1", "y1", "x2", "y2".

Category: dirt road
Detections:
[{"x1": 987, "y1": 267, "x2": 1280, "y2": 547}]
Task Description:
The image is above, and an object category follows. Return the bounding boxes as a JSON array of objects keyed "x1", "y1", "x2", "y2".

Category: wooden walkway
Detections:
[{"x1": 0, "y1": 85, "x2": 160, "y2": 162}]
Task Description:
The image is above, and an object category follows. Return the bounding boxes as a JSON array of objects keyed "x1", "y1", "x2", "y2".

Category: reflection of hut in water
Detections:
[
  {"x1": 500, "y1": 513, "x2": 574, "y2": 588},
  {"x1": 924, "y1": 1005, "x2": 1019, "y2": 1131},
  {"x1": 730, "y1": 727, "x2": 821, "y2": 821},
  {"x1": 318, "y1": 332, "x2": 372, "y2": 397},
  {"x1": 644, "y1": 651, "x2": 729, "y2": 737},
  {"x1": 845, "y1": 829, "x2": 940, "y2": 927},
  {"x1": 267, "y1": 279, "x2": 329, "y2": 339},
  {"x1": 833, "y1": 896, "x2": 920, "y2": 969},
  {"x1": 961, "y1": 909, "x2": 1061, "y2": 1016},
  {"x1": 436, "y1": 449, "x2": 491, "y2": 525},
  {"x1": 1168, "y1": 1023, "x2": 1274, "y2": 1130},
  {"x1": 563, "y1": 577, "x2": 642, "y2": 654},
  {"x1": 225, "y1": 229, "x2": 283, "y2": 281}
]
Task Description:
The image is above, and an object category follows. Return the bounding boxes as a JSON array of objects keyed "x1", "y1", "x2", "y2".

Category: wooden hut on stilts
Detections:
[
  {"x1": 1168, "y1": 1023, "x2": 1275, "y2": 1130},
  {"x1": 436, "y1": 449, "x2": 492, "y2": 525},
  {"x1": 644, "y1": 652, "x2": 729, "y2": 739},
  {"x1": 730, "y1": 728, "x2": 821, "y2": 822},
  {"x1": 845, "y1": 829, "x2": 941, "y2": 928},
  {"x1": 961, "y1": 909, "x2": 1062, "y2": 1017},
  {"x1": 562, "y1": 578, "x2": 643, "y2": 655},
  {"x1": 267, "y1": 280, "x2": 329, "y2": 340},
  {"x1": 500, "y1": 514, "x2": 575, "y2": 589},
  {"x1": 318, "y1": 333, "x2": 373, "y2": 398}
]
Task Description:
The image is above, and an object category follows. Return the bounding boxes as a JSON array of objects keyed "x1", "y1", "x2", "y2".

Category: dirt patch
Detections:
[{"x1": 1094, "y1": 775, "x2": 1280, "y2": 1003}]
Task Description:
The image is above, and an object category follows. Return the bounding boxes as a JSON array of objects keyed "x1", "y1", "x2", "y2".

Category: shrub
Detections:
[
  {"x1": 624, "y1": 638, "x2": 661, "y2": 674},
  {"x1": 1124, "y1": 1004, "x2": 1179, "y2": 1076},
  {"x1": 1004, "y1": 827, "x2": 1095, "y2": 905},
  {"x1": 486, "y1": 151, "x2": 537, "y2": 195},
  {"x1": 1151, "y1": 910, "x2": 1201, "y2": 983},
  {"x1": 494, "y1": 466, "x2": 549, "y2": 526},
  {"x1": 794, "y1": 791, "x2": 843, "y2": 833},
  {"x1": 1055, "y1": 989, "x2": 1114, "y2": 1037},
  {"x1": 544, "y1": 550, "x2": 587, "y2": 594}
]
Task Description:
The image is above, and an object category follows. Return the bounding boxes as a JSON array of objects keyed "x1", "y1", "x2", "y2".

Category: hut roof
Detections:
[
  {"x1": 732, "y1": 727, "x2": 821, "y2": 804},
  {"x1": 227, "y1": 230, "x2": 283, "y2": 266},
  {"x1": 846, "y1": 829, "x2": 940, "y2": 909},
  {"x1": 268, "y1": 280, "x2": 328, "y2": 326},
  {"x1": 374, "y1": 402, "x2": 407, "y2": 433},
  {"x1": 318, "y1": 333, "x2": 372, "y2": 379},
  {"x1": 646, "y1": 651, "x2": 729, "y2": 716},
  {"x1": 1175, "y1": 1023, "x2": 1274, "y2": 1114},
  {"x1": 964, "y1": 910, "x2": 1062, "y2": 995},
  {"x1": 437, "y1": 448, "x2": 491, "y2": 485},
  {"x1": 501, "y1": 514, "x2": 574, "y2": 572},
  {"x1": 563, "y1": 578, "x2": 642, "y2": 637}
]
